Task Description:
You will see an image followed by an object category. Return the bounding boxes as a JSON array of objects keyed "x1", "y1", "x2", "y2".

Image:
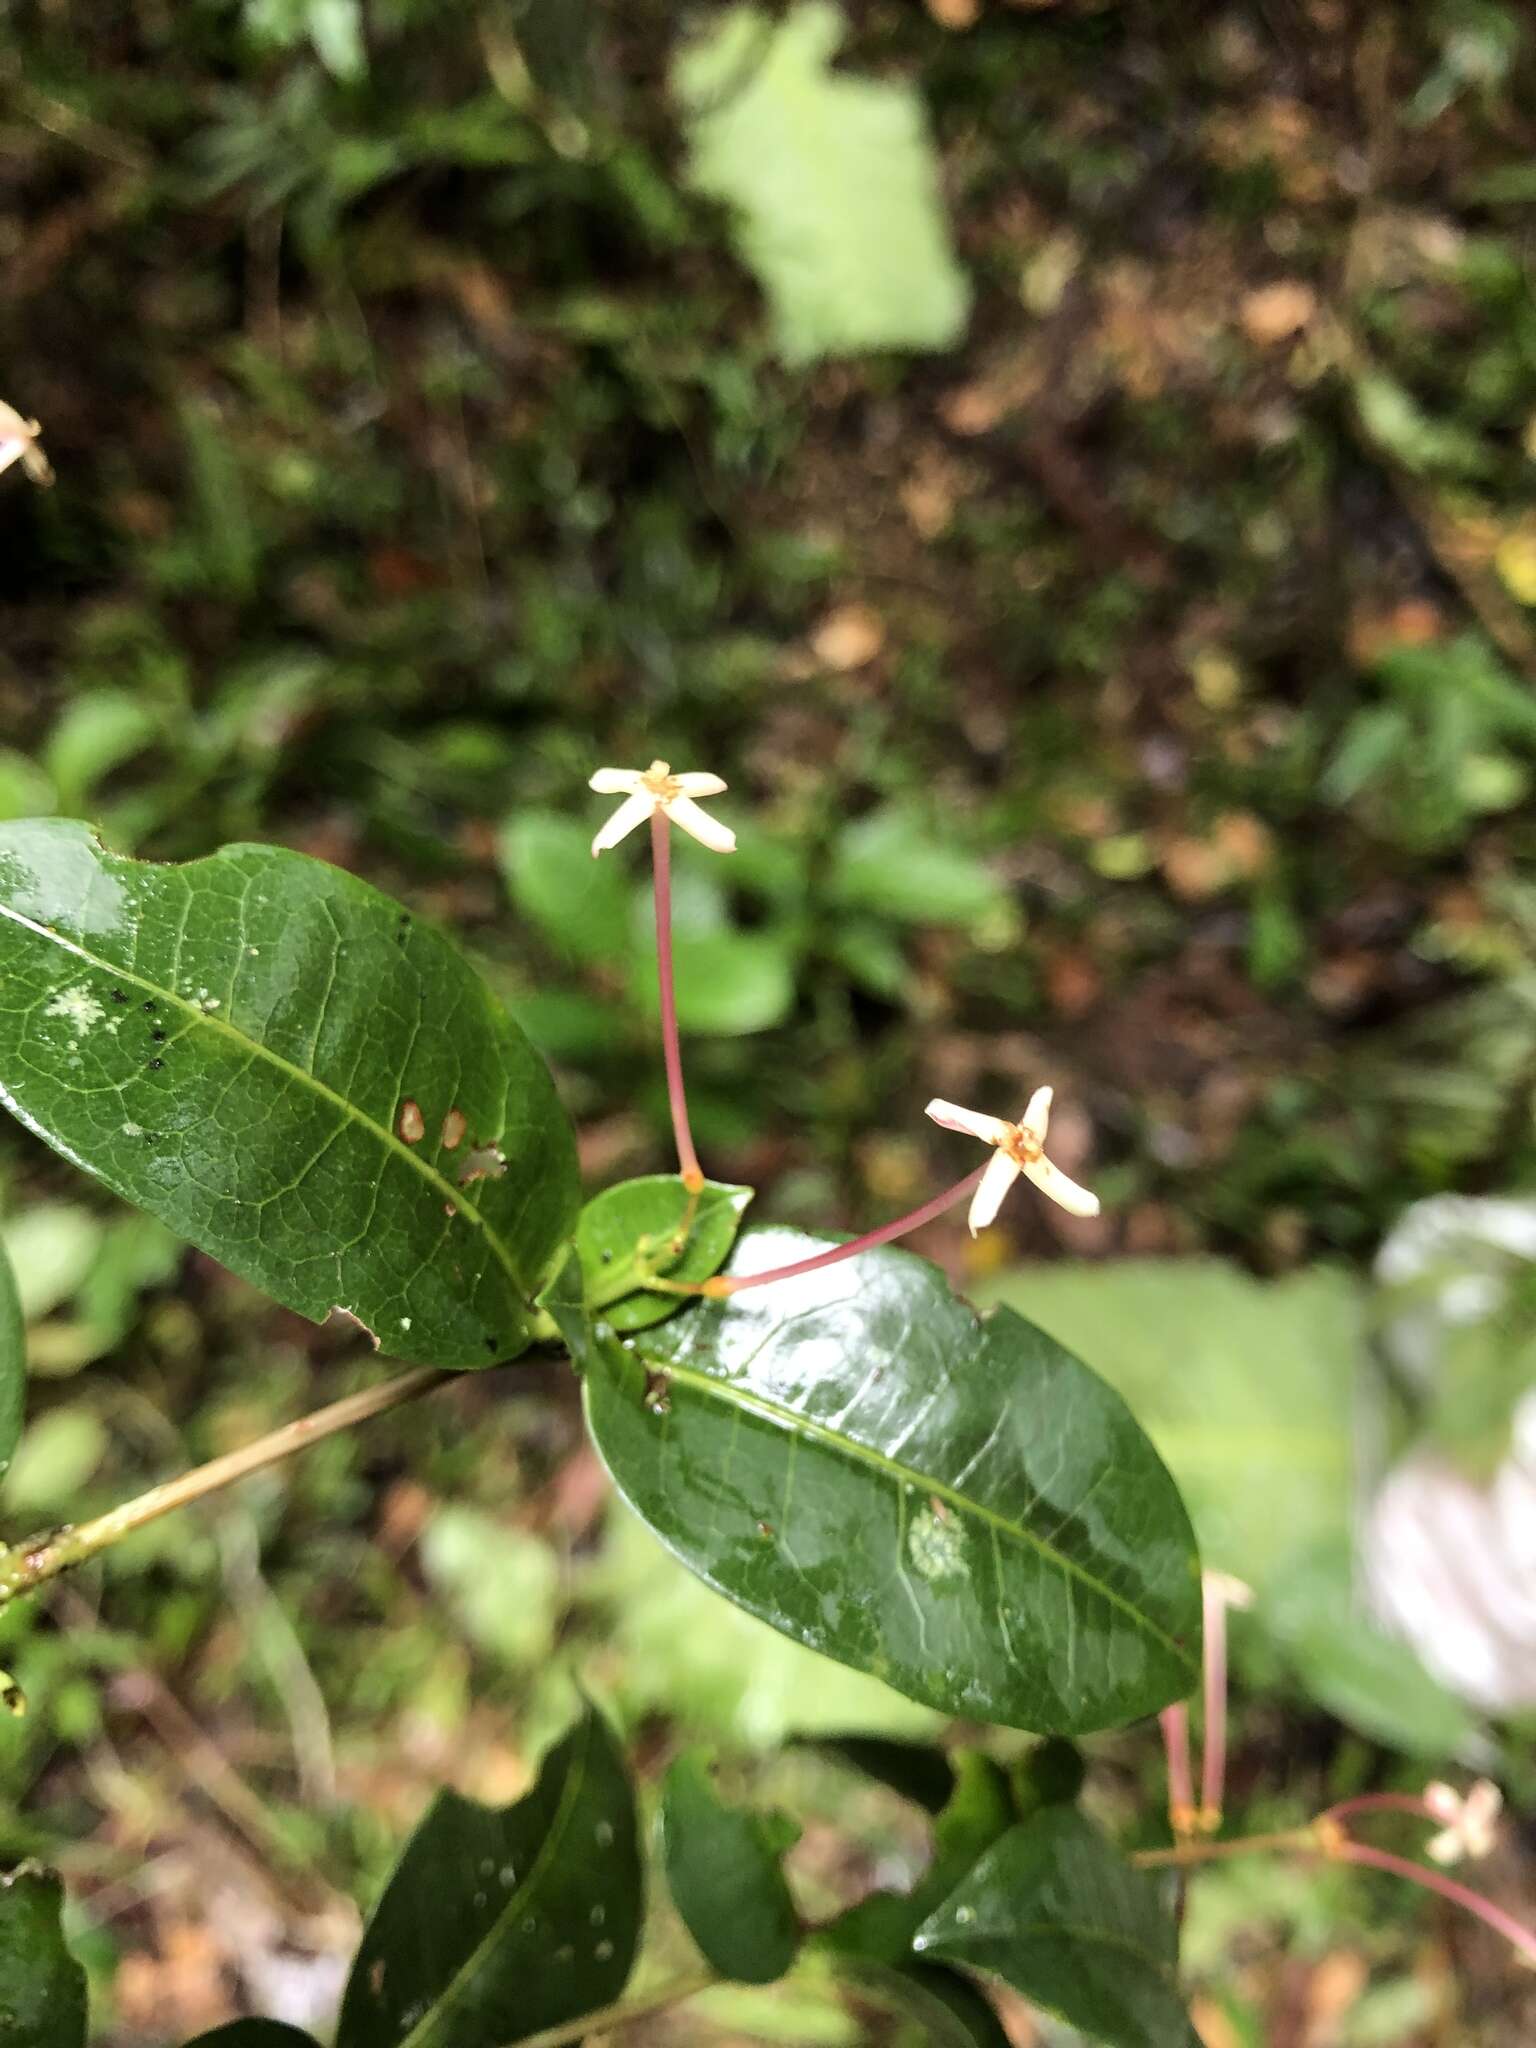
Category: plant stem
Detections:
[
  {"x1": 1321, "y1": 1791, "x2": 1439, "y2": 1828},
  {"x1": 510, "y1": 1972, "x2": 718, "y2": 2048},
  {"x1": 704, "y1": 1167, "x2": 986, "y2": 1296},
  {"x1": 1159, "y1": 1703, "x2": 1196, "y2": 1834},
  {"x1": 651, "y1": 810, "x2": 703, "y2": 1192},
  {"x1": 0, "y1": 1365, "x2": 452, "y2": 1605},
  {"x1": 1335, "y1": 1840, "x2": 1536, "y2": 1967},
  {"x1": 1199, "y1": 1573, "x2": 1230, "y2": 1827},
  {"x1": 1130, "y1": 1824, "x2": 1324, "y2": 1869}
]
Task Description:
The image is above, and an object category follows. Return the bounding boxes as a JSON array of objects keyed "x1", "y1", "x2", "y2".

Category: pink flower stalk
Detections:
[
  {"x1": 1160, "y1": 1703, "x2": 1196, "y2": 1834},
  {"x1": 704, "y1": 1167, "x2": 986, "y2": 1297},
  {"x1": 1199, "y1": 1571, "x2": 1253, "y2": 1830},
  {"x1": 650, "y1": 811, "x2": 703, "y2": 1192},
  {"x1": 1333, "y1": 1838, "x2": 1536, "y2": 1970}
]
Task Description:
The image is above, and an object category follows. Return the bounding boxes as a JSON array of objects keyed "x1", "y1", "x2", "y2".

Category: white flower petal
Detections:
[
  {"x1": 666, "y1": 793, "x2": 736, "y2": 854},
  {"x1": 0, "y1": 437, "x2": 26, "y2": 479},
  {"x1": 1427, "y1": 1826, "x2": 1465, "y2": 1867},
  {"x1": 1020, "y1": 1085, "x2": 1054, "y2": 1143},
  {"x1": 1422, "y1": 1782, "x2": 1460, "y2": 1824},
  {"x1": 591, "y1": 789, "x2": 656, "y2": 856},
  {"x1": 672, "y1": 772, "x2": 727, "y2": 797},
  {"x1": 1024, "y1": 1154, "x2": 1100, "y2": 1218},
  {"x1": 589, "y1": 767, "x2": 644, "y2": 795},
  {"x1": 924, "y1": 1099, "x2": 1012, "y2": 1146},
  {"x1": 968, "y1": 1149, "x2": 1022, "y2": 1235}
]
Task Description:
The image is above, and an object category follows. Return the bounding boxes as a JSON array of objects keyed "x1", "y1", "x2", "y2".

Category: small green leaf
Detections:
[
  {"x1": 0, "y1": 820, "x2": 579, "y2": 1368},
  {"x1": 828, "y1": 811, "x2": 1006, "y2": 927},
  {"x1": 585, "y1": 1230, "x2": 1201, "y2": 1734},
  {"x1": 842, "y1": 1961, "x2": 1012, "y2": 2048},
  {"x1": 822, "y1": 1752, "x2": 1012, "y2": 1967},
  {"x1": 675, "y1": 3, "x2": 970, "y2": 365},
  {"x1": 182, "y1": 2027, "x2": 319, "y2": 2048},
  {"x1": 0, "y1": 1868, "x2": 87, "y2": 2048},
  {"x1": 661, "y1": 1752, "x2": 801, "y2": 1983},
  {"x1": 498, "y1": 812, "x2": 632, "y2": 964},
  {"x1": 336, "y1": 1705, "x2": 640, "y2": 2048},
  {"x1": 0, "y1": 1242, "x2": 22, "y2": 1495},
  {"x1": 578, "y1": 1175, "x2": 752, "y2": 1332},
  {"x1": 914, "y1": 1810, "x2": 1191, "y2": 2048}
]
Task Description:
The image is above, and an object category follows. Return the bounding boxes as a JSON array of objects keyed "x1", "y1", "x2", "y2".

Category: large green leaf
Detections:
[
  {"x1": 335, "y1": 1705, "x2": 640, "y2": 2048},
  {"x1": 0, "y1": 1868, "x2": 87, "y2": 2048},
  {"x1": 577, "y1": 1174, "x2": 752, "y2": 1333},
  {"x1": 0, "y1": 1241, "x2": 22, "y2": 1495},
  {"x1": 675, "y1": 2, "x2": 970, "y2": 365},
  {"x1": 585, "y1": 1230, "x2": 1201, "y2": 1734},
  {"x1": 497, "y1": 812, "x2": 631, "y2": 965},
  {"x1": 915, "y1": 1810, "x2": 1192, "y2": 2048},
  {"x1": 828, "y1": 810, "x2": 1007, "y2": 928},
  {"x1": 0, "y1": 820, "x2": 578, "y2": 1368},
  {"x1": 661, "y1": 1752, "x2": 801, "y2": 1983}
]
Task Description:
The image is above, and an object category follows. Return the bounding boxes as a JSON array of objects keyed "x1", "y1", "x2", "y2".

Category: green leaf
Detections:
[
  {"x1": 915, "y1": 1810, "x2": 1191, "y2": 2048},
  {"x1": 0, "y1": 1868, "x2": 87, "y2": 2048},
  {"x1": 828, "y1": 811, "x2": 1007, "y2": 928},
  {"x1": 584, "y1": 1230, "x2": 1201, "y2": 1734},
  {"x1": 979, "y1": 1260, "x2": 1359, "y2": 1598},
  {"x1": 0, "y1": 820, "x2": 578, "y2": 1369},
  {"x1": 0, "y1": 1242, "x2": 24, "y2": 1496},
  {"x1": 822, "y1": 1751, "x2": 1013, "y2": 1966},
  {"x1": 336, "y1": 1705, "x2": 640, "y2": 2048},
  {"x1": 577, "y1": 1174, "x2": 752, "y2": 1332},
  {"x1": 841, "y1": 1961, "x2": 1012, "y2": 2048},
  {"x1": 183, "y1": 2027, "x2": 319, "y2": 2048},
  {"x1": 675, "y1": 2, "x2": 970, "y2": 365},
  {"x1": 661, "y1": 1752, "x2": 801, "y2": 1983},
  {"x1": 498, "y1": 812, "x2": 632, "y2": 964},
  {"x1": 631, "y1": 928, "x2": 795, "y2": 1036}
]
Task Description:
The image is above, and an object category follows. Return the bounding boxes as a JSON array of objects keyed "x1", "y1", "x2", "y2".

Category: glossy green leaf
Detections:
[
  {"x1": 498, "y1": 812, "x2": 631, "y2": 964},
  {"x1": 675, "y1": 3, "x2": 970, "y2": 365},
  {"x1": 842, "y1": 1961, "x2": 1012, "y2": 2048},
  {"x1": 183, "y1": 2027, "x2": 319, "y2": 2048},
  {"x1": 0, "y1": 1868, "x2": 87, "y2": 2048},
  {"x1": 0, "y1": 1242, "x2": 22, "y2": 1497},
  {"x1": 336, "y1": 1705, "x2": 640, "y2": 2048},
  {"x1": 661, "y1": 1752, "x2": 801, "y2": 1983},
  {"x1": 585, "y1": 1230, "x2": 1201, "y2": 1734},
  {"x1": 578, "y1": 1174, "x2": 752, "y2": 1332},
  {"x1": 914, "y1": 1810, "x2": 1191, "y2": 2048},
  {"x1": 822, "y1": 1751, "x2": 1012, "y2": 1967},
  {"x1": 0, "y1": 819, "x2": 578, "y2": 1368}
]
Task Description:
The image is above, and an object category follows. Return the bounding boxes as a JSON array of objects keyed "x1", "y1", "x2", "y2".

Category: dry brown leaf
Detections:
[
  {"x1": 1241, "y1": 279, "x2": 1318, "y2": 345},
  {"x1": 810, "y1": 602, "x2": 886, "y2": 671}
]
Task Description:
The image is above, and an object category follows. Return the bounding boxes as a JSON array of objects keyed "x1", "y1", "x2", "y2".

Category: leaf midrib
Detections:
[
  {"x1": 647, "y1": 1352, "x2": 1196, "y2": 1675},
  {"x1": 0, "y1": 897, "x2": 529, "y2": 1302},
  {"x1": 399, "y1": 1714, "x2": 594, "y2": 2048}
]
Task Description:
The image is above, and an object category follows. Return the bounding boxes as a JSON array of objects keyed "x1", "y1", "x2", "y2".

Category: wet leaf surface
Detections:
[
  {"x1": 0, "y1": 1868, "x2": 87, "y2": 2048},
  {"x1": 335, "y1": 1704, "x2": 640, "y2": 2048},
  {"x1": 661, "y1": 1751, "x2": 801, "y2": 1983},
  {"x1": 585, "y1": 1229, "x2": 1202, "y2": 1733},
  {"x1": 0, "y1": 821, "x2": 579, "y2": 1368},
  {"x1": 915, "y1": 1809, "x2": 1193, "y2": 2048},
  {"x1": 577, "y1": 1174, "x2": 752, "y2": 1332}
]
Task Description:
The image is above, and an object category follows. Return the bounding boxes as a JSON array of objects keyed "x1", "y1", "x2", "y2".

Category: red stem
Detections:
[
  {"x1": 651, "y1": 811, "x2": 703, "y2": 1191},
  {"x1": 1200, "y1": 1578, "x2": 1229, "y2": 1824},
  {"x1": 1322, "y1": 1792, "x2": 1440, "y2": 1828},
  {"x1": 711, "y1": 1168, "x2": 986, "y2": 1295},
  {"x1": 1335, "y1": 1840, "x2": 1536, "y2": 1967},
  {"x1": 1160, "y1": 1705, "x2": 1195, "y2": 1828}
]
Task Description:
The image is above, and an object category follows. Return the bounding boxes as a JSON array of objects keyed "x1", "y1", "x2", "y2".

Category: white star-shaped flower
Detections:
[
  {"x1": 1424, "y1": 1779, "x2": 1502, "y2": 1865},
  {"x1": 925, "y1": 1086, "x2": 1100, "y2": 1233},
  {"x1": 589, "y1": 760, "x2": 735, "y2": 858},
  {"x1": 0, "y1": 402, "x2": 52, "y2": 487}
]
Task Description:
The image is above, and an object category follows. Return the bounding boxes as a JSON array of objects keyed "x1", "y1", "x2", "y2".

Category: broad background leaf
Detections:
[
  {"x1": 661, "y1": 1752, "x2": 801, "y2": 1983},
  {"x1": 0, "y1": 820, "x2": 578, "y2": 1368},
  {"x1": 586, "y1": 1229, "x2": 1201, "y2": 1734},
  {"x1": 336, "y1": 1705, "x2": 640, "y2": 2048},
  {"x1": 982, "y1": 1260, "x2": 1475, "y2": 1751},
  {"x1": 915, "y1": 1810, "x2": 1192, "y2": 2048},
  {"x1": 0, "y1": 1240, "x2": 22, "y2": 1496},
  {"x1": 0, "y1": 1868, "x2": 87, "y2": 2048},
  {"x1": 675, "y1": 2, "x2": 970, "y2": 365}
]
